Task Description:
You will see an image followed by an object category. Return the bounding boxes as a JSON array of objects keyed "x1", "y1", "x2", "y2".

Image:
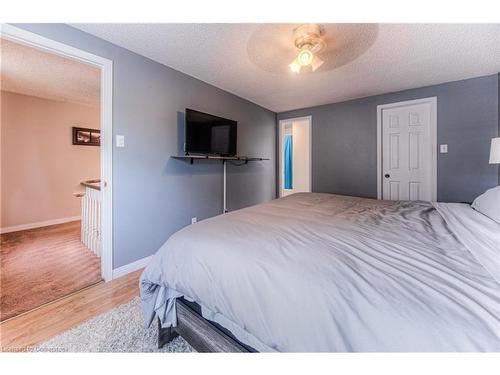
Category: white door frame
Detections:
[
  {"x1": 376, "y1": 97, "x2": 437, "y2": 201},
  {"x1": 1, "y1": 24, "x2": 114, "y2": 281},
  {"x1": 278, "y1": 116, "x2": 312, "y2": 197}
]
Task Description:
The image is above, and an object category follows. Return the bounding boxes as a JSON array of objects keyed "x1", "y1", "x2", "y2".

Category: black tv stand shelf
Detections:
[
  {"x1": 170, "y1": 154, "x2": 269, "y2": 214},
  {"x1": 171, "y1": 155, "x2": 269, "y2": 164}
]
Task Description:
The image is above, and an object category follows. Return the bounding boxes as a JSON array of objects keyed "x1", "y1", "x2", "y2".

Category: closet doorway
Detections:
[{"x1": 278, "y1": 116, "x2": 312, "y2": 197}]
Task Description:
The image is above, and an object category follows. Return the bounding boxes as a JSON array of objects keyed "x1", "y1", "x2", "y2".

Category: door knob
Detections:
[{"x1": 384, "y1": 174, "x2": 390, "y2": 178}]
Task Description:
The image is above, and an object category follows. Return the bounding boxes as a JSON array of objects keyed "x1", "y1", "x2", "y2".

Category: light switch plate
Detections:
[
  {"x1": 116, "y1": 135, "x2": 125, "y2": 148},
  {"x1": 440, "y1": 144, "x2": 448, "y2": 153}
]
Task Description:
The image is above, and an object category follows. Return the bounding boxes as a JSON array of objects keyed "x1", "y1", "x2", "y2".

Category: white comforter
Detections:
[{"x1": 140, "y1": 193, "x2": 500, "y2": 352}]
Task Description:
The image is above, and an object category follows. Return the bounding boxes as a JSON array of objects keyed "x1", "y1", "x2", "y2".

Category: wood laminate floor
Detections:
[
  {"x1": 0, "y1": 269, "x2": 141, "y2": 351},
  {"x1": 1, "y1": 221, "x2": 102, "y2": 321}
]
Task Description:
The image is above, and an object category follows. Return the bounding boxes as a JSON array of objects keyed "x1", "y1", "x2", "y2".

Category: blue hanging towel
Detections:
[{"x1": 284, "y1": 135, "x2": 293, "y2": 189}]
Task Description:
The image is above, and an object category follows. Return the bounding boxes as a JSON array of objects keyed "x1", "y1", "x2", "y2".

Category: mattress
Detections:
[{"x1": 140, "y1": 193, "x2": 500, "y2": 352}]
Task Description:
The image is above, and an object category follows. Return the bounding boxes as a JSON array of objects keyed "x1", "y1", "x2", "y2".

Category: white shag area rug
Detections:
[{"x1": 33, "y1": 297, "x2": 193, "y2": 352}]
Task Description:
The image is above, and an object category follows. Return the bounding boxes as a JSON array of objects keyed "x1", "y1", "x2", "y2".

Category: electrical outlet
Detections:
[
  {"x1": 440, "y1": 144, "x2": 448, "y2": 153},
  {"x1": 191, "y1": 217, "x2": 197, "y2": 224}
]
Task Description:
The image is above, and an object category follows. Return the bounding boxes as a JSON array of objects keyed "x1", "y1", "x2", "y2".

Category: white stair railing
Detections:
[{"x1": 80, "y1": 180, "x2": 101, "y2": 257}]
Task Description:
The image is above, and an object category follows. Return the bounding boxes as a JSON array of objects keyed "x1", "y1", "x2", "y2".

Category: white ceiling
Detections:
[
  {"x1": 71, "y1": 23, "x2": 500, "y2": 112},
  {"x1": 1, "y1": 38, "x2": 100, "y2": 106}
]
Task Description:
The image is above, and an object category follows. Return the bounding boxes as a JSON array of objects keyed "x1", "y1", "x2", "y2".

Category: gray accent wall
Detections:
[
  {"x1": 14, "y1": 24, "x2": 276, "y2": 268},
  {"x1": 278, "y1": 74, "x2": 499, "y2": 203}
]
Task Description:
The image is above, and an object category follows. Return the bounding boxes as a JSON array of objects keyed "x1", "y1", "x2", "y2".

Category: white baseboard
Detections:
[
  {"x1": 112, "y1": 255, "x2": 152, "y2": 280},
  {"x1": 0, "y1": 216, "x2": 81, "y2": 234}
]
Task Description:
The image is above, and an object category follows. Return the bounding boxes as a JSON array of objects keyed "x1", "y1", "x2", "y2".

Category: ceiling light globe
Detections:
[
  {"x1": 289, "y1": 60, "x2": 301, "y2": 73},
  {"x1": 297, "y1": 49, "x2": 313, "y2": 66}
]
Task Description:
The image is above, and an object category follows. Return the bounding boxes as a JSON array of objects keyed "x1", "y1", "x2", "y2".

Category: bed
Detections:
[{"x1": 140, "y1": 192, "x2": 500, "y2": 352}]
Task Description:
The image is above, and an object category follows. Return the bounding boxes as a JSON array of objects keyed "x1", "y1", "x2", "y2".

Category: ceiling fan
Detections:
[
  {"x1": 289, "y1": 24, "x2": 325, "y2": 73},
  {"x1": 246, "y1": 24, "x2": 378, "y2": 75}
]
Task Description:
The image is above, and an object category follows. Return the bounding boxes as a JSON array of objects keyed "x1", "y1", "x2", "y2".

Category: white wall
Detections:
[{"x1": 292, "y1": 119, "x2": 311, "y2": 193}]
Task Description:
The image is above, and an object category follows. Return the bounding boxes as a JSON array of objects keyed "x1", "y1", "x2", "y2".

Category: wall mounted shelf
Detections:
[{"x1": 171, "y1": 155, "x2": 269, "y2": 164}]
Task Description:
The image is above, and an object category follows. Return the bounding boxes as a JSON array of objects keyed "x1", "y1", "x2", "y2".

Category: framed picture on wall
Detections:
[{"x1": 72, "y1": 127, "x2": 100, "y2": 146}]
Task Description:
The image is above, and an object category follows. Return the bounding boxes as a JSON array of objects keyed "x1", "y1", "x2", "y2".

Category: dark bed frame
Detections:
[{"x1": 157, "y1": 298, "x2": 253, "y2": 352}]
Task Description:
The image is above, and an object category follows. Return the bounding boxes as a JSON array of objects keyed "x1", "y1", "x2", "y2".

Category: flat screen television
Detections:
[{"x1": 185, "y1": 109, "x2": 237, "y2": 156}]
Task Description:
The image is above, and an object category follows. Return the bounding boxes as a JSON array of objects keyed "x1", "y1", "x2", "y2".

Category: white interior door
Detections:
[
  {"x1": 379, "y1": 98, "x2": 437, "y2": 201},
  {"x1": 279, "y1": 117, "x2": 312, "y2": 197}
]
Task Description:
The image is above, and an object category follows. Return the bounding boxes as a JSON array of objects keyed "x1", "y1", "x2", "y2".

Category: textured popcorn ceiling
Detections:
[
  {"x1": 71, "y1": 23, "x2": 500, "y2": 112},
  {"x1": 1, "y1": 38, "x2": 100, "y2": 106}
]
